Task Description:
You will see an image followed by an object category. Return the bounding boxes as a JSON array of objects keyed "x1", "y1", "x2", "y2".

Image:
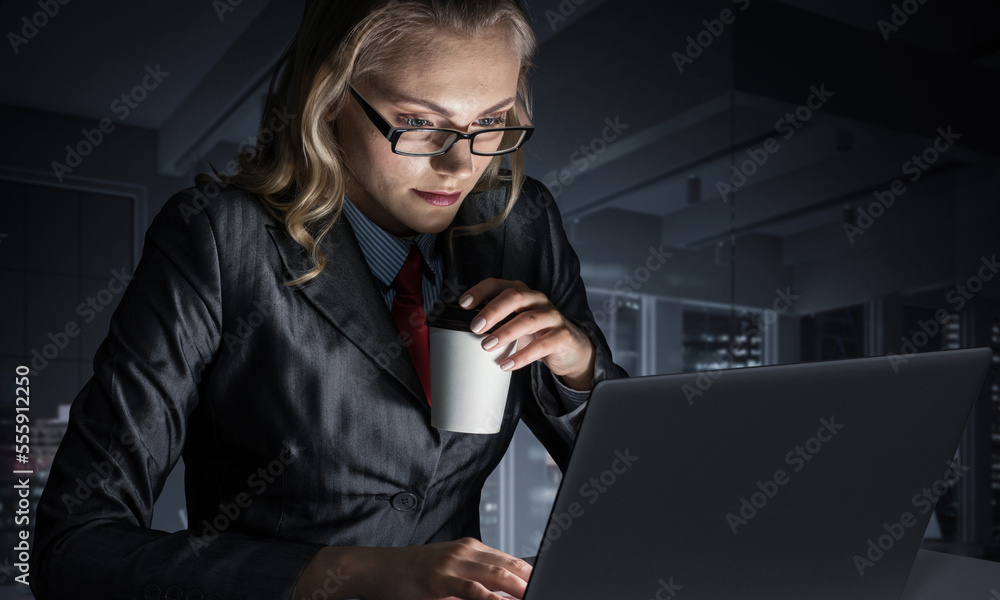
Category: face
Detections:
[{"x1": 331, "y1": 27, "x2": 522, "y2": 237}]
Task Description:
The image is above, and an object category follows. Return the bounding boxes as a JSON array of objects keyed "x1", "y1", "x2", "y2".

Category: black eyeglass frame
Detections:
[{"x1": 347, "y1": 85, "x2": 535, "y2": 157}]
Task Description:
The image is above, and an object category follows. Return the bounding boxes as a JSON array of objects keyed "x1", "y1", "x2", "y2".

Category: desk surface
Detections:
[{"x1": 902, "y1": 550, "x2": 1000, "y2": 599}]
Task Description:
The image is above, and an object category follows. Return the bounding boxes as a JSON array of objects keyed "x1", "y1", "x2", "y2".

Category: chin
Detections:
[
  {"x1": 411, "y1": 203, "x2": 463, "y2": 234},
  {"x1": 415, "y1": 218, "x2": 455, "y2": 235}
]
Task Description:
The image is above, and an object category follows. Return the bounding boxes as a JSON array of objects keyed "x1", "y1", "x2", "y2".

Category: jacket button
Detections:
[
  {"x1": 165, "y1": 586, "x2": 184, "y2": 600},
  {"x1": 144, "y1": 584, "x2": 162, "y2": 600},
  {"x1": 391, "y1": 492, "x2": 420, "y2": 511}
]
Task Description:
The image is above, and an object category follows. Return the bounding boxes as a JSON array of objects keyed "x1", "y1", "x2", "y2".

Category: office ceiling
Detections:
[
  {"x1": 0, "y1": 1, "x2": 274, "y2": 129},
  {"x1": 2, "y1": 0, "x2": 994, "y2": 169}
]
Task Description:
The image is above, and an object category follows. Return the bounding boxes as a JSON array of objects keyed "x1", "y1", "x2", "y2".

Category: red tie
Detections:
[{"x1": 391, "y1": 244, "x2": 431, "y2": 405}]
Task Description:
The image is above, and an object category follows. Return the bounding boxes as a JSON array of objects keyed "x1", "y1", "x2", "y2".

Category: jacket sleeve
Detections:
[
  {"x1": 30, "y1": 190, "x2": 324, "y2": 600},
  {"x1": 514, "y1": 178, "x2": 630, "y2": 470}
]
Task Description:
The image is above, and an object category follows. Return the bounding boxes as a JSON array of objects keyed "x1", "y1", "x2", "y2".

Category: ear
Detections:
[{"x1": 323, "y1": 105, "x2": 336, "y2": 123}]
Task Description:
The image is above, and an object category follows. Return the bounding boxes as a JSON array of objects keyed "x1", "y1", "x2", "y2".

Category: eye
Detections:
[
  {"x1": 474, "y1": 115, "x2": 507, "y2": 128},
  {"x1": 400, "y1": 117, "x2": 432, "y2": 128}
]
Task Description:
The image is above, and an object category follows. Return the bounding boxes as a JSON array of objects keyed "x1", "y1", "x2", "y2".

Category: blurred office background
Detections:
[{"x1": 1, "y1": 0, "x2": 999, "y2": 592}]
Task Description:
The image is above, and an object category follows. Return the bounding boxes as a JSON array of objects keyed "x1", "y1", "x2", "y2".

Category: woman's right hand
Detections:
[{"x1": 294, "y1": 537, "x2": 533, "y2": 600}]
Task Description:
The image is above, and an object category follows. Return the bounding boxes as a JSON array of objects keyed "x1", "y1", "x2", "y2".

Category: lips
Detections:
[{"x1": 413, "y1": 189, "x2": 462, "y2": 207}]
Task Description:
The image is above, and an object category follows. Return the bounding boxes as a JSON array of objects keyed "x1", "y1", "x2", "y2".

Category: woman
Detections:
[{"x1": 31, "y1": 1, "x2": 627, "y2": 599}]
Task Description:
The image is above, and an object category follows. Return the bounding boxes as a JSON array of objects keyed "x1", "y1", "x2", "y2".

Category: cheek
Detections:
[
  {"x1": 474, "y1": 155, "x2": 498, "y2": 171},
  {"x1": 358, "y1": 141, "x2": 428, "y2": 196},
  {"x1": 345, "y1": 127, "x2": 400, "y2": 184},
  {"x1": 378, "y1": 151, "x2": 425, "y2": 189},
  {"x1": 471, "y1": 155, "x2": 499, "y2": 179}
]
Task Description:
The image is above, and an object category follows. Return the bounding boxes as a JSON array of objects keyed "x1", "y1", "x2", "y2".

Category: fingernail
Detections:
[
  {"x1": 500, "y1": 359, "x2": 514, "y2": 371},
  {"x1": 470, "y1": 316, "x2": 486, "y2": 333},
  {"x1": 482, "y1": 336, "x2": 498, "y2": 351},
  {"x1": 459, "y1": 294, "x2": 474, "y2": 308}
]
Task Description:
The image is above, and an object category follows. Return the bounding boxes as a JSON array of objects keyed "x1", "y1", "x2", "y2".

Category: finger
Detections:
[
  {"x1": 470, "y1": 548, "x2": 533, "y2": 583},
  {"x1": 469, "y1": 287, "x2": 550, "y2": 335},
  {"x1": 453, "y1": 557, "x2": 530, "y2": 600},
  {"x1": 451, "y1": 538, "x2": 533, "y2": 581},
  {"x1": 440, "y1": 575, "x2": 522, "y2": 600},
  {"x1": 480, "y1": 308, "x2": 561, "y2": 352},
  {"x1": 436, "y1": 577, "x2": 500, "y2": 600},
  {"x1": 459, "y1": 278, "x2": 525, "y2": 308},
  {"x1": 496, "y1": 329, "x2": 573, "y2": 372}
]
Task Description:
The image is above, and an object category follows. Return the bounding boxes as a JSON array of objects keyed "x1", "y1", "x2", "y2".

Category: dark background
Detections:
[{"x1": 1, "y1": 0, "x2": 998, "y2": 593}]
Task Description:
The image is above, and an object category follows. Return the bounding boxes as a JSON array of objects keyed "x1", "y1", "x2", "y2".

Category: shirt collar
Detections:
[{"x1": 341, "y1": 196, "x2": 441, "y2": 288}]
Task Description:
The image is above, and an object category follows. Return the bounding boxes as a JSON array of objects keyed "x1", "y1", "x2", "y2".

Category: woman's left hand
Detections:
[{"x1": 459, "y1": 278, "x2": 595, "y2": 391}]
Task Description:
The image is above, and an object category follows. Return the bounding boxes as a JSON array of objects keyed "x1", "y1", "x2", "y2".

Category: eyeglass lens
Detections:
[{"x1": 395, "y1": 129, "x2": 527, "y2": 156}]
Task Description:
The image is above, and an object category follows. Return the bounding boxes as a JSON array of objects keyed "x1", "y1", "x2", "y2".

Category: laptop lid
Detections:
[{"x1": 523, "y1": 347, "x2": 993, "y2": 600}]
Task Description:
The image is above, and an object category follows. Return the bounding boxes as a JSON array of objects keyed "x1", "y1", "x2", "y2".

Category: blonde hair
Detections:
[{"x1": 197, "y1": 0, "x2": 537, "y2": 286}]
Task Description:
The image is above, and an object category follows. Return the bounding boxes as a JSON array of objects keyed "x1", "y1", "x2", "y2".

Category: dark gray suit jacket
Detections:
[{"x1": 30, "y1": 176, "x2": 626, "y2": 599}]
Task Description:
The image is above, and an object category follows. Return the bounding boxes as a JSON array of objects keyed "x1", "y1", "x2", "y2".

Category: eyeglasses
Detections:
[{"x1": 347, "y1": 85, "x2": 534, "y2": 157}]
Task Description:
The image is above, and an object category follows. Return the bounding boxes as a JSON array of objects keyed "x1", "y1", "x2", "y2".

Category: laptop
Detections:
[{"x1": 519, "y1": 347, "x2": 993, "y2": 600}]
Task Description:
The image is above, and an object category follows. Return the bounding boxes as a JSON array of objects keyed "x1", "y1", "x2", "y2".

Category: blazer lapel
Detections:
[{"x1": 267, "y1": 217, "x2": 426, "y2": 406}]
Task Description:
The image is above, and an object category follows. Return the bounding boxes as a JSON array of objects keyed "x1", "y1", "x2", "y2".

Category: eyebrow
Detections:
[{"x1": 388, "y1": 94, "x2": 516, "y2": 119}]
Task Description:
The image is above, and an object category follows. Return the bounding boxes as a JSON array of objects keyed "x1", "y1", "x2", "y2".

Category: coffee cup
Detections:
[{"x1": 426, "y1": 303, "x2": 517, "y2": 434}]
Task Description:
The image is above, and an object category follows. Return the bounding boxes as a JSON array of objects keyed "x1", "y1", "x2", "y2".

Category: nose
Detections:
[{"x1": 429, "y1": 138, "x2": 475, "y2": 181}]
